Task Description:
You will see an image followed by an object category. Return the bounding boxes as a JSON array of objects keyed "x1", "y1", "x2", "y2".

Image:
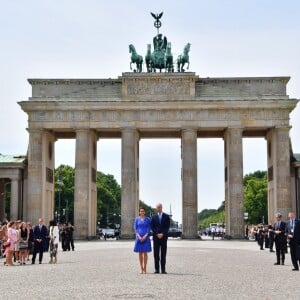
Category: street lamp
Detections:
[{"x1": 56, "y1": 168, "x2": 63, "y2": 224}]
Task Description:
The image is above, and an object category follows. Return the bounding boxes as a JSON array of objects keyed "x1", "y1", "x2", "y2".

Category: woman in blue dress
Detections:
[{"x1": 134, "y1": 207, "x2": 152, "y2": 273}]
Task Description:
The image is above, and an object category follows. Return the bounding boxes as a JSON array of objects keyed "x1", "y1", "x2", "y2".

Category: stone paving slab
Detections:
[{"x1": 1, "y1": 238, "x2": 300, "y2": 299}]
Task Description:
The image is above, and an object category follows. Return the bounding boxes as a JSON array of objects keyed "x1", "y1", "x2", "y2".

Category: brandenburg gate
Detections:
[
  {"x1": 17, "y1": 13, "x2": 299, "y2": 239},
  {"x1": 19, "y1": 73, "x2": 298, "y2": 238}
]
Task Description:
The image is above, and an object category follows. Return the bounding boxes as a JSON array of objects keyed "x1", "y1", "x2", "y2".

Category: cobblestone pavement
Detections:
[{"x1": 1, "y1": 238, "x2": 300, "y2": 300}]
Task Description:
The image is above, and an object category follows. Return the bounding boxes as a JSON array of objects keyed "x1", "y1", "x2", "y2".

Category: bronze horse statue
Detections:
[
  {"x1": 145, "y1": 44, "x2": 152, "y2": 72},
  {"x1": 177, "y1": 43, "x2": 191, "y2": 72},
  {"x1": 164, "y1": 42, "x2": 174, "y2": 73},
  {"x1": 129, "y1": 44, "x2": 143, "y2": 73}
]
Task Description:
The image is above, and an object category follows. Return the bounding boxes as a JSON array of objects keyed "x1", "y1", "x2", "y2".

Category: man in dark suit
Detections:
[
  {"x1": 151, "y1": 203, "x2": 170, "y2": 274},
  {"x1": 273, "y1": 213, "x2": 287, "y2": 265},
  {"x1": 32, "y1": 218, "x2": 48, "y2": 264},
  {"x1": 286, "y1": 211, "x2": 300, "y2": 271}
]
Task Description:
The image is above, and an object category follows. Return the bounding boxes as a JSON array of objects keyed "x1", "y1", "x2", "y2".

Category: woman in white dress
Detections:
[{"x1": 49, "y1": 220, "x2": 60, "y2": 264}]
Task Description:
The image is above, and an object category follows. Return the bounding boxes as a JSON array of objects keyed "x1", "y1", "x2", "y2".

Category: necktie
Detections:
[{"x1": 158, "y1": 213, "x2": 162, "y2": 223}]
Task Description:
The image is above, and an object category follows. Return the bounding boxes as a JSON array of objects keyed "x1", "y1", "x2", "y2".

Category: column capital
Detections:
[
  {"x1": 121, "y1": 127, "x2": 138, "y2": 133},
  {"x1": 10, "y1": 176, "x2": 21, "y2": 182},
  {"x1": 181, "y1": 127, "x2": 197, "y2": 132},
  {"x1": 75, "y1": 128, "x2": 90, "y2": 133},
  {"x1": 274, "y1": 126, "x2": 292, "y2": 131},
  {"x1": 26, "y1": 128, "x2": 43, "y2": 134},
  {"x1": 225, "y1": 126, "x2": 244, "y2": 131}
]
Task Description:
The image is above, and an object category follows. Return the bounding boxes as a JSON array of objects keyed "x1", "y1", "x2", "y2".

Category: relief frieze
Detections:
[
  {"x1": 53, "y1": 111, "x2": 66, "y2": 121},
  {"x1": 29, "y1": 108, "x2": 290, "y2": 125},
  {"x1": 126, "y1": 78, "x2": 190, "y2": 96},
  {"x1": 31, "y1": 112, "x2": 47, "y2": 121},
  {"x1": 69, "y1": 111, "x2": 91, "y2": 121}
]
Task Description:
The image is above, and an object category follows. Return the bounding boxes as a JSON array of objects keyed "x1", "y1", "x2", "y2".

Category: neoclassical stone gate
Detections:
[{"x1": 19, "y1": 72, "x2": 298, "y2": 238}]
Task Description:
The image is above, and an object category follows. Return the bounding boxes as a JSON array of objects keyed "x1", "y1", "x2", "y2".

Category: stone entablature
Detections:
[
  {"x1": 20, "y1": 100, "x2": 295, "y2": 133},
  {"x1": 196, "y1": 77, "x2": 289, "y2": 100},
  {"x1": 28, "y1": 79, "x2": 122, "y2": 100},
  {"x1": 27, "y1": 74, "x2": 290, "y2": 102}
]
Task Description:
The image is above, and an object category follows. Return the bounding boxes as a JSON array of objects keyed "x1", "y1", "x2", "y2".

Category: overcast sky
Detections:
[{"x1": 1, "y1": 1, "x2": 299, "y2": 223}]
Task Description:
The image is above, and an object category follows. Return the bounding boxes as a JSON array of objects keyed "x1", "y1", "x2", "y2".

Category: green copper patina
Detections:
[
  {"x1": 145, "y1": 12, "x2": 174, "y2": 73},
  {"x1": 128, "y1": 12, "x2": 190, "y2": 73},
  {"x1": 129, "y1": 44, "x2": 143, "y2": 73},
  {"x1": 177, "y1": 43, "x2": 191, "y2": 72}
]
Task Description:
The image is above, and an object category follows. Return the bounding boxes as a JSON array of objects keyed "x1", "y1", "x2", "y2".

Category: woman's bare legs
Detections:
[
  {"x1": 138, "y1": 252, "x2": 143, "y2": 273},
  {"x1": 143, "y1": 253, "x2": 148, "y2": 273}
]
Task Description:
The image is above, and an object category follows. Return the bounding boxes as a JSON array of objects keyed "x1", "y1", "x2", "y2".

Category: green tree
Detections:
[
  {"x1": 139, "y1": 200, "x2": 156, "y2": 217},
  {"x1": 197, "y1": 170, "x2": 268, "y2": 228},
  {"x1": 54, "y1": 165, "x2": 75, "y2": 223},
  {"x1": 54, "y1": 165, "x2": 122, "y2": 227},
  {"x1": 198, "y1": 203, "x2": 225, "y2": 229},
  {"x1": 97, "y1": 172, "x2": 121, "y2": 228},
  {"x1": 244, "y1": 171, "x2": 267, "y2": 224}
]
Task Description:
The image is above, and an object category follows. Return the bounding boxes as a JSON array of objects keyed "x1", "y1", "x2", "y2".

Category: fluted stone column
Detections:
[
  {"x1": 26, "y1": 129, "x2": 43, "y2": 223},
  {"x1": 224, "y1": 128, "x2": 244, "y2": 238},
  {"x1": 121, "y1": 128, "x2": 139, "y2": 238},
  {"x1": 74, "y1": 130, "x2": 97, "y2": 239},
  {"x1": 297, "y1": 168, "x2": 300, "y2": 218},
  {"x1": 0, "y1": 179, "x2": 5, "y2": 221},
  {"x1": 181, "y1": 129, "x2": 198, "y2": 238},
  {"x1": 266, "y1": 127, "x2": 292, "y2": 222},
  {"x1": 26, "y1": 129, "x2": 55, "y2": 224},
  {"x1": 10, "y1": 178, "x2": 19, "y2": 221}
]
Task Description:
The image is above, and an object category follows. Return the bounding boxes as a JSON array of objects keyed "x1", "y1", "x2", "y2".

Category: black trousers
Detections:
[
  {"x1": 153, "y1": 237, "x2": 168, "y2": 272},
  {"x1": 289, "y1": 239, "x2": 300, "y2": 269},
  {"x1": 269, "y1": 237, "x2": 274, "y2": 251},
  {"x1": 258, "y1": 236, "x2": 264, "y2": 249},
  {"x1": 32, "y1": 241, "x2": 44, "y2": 263},
  {"x1": 275, "y1": 239, "x2": 285, "y2": 264},
  {"x1": 66, "y1": 237, "x2": 74, "y2": 251}
]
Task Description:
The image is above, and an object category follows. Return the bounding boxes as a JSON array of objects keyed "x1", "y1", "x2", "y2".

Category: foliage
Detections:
[
  {"x1": 198, "y1": 170, "x2": 268, "y2": 228},
  {"x1": 244, "y1": 171, "x2": 267, "y2": 224},
  {"x1": 54, "y1": 165, "x2": 75, "y2": 223},
  {"x1": 198, "y1": 203, "x2": 225, "y2": 229},
  {"x1": 198, "y1": 209, "x2": 217, "y2": 221},
  {"x1": 97, "y1": 171, "x2": 121, "y2": 228},
  {"x1": 139, "y1": 200, "x2": 156, "y2": 217},
  {"x1": 54, "y1": 165, "x2": 122, "y2": 227}
]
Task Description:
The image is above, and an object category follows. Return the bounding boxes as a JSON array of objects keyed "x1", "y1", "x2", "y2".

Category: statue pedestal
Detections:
[{"x1": 121, "y1": 72, "x2": 198, "y2": 101}]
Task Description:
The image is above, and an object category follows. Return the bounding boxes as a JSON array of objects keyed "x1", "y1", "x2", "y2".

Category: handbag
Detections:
[
  {"x1": 3, "y1": 241, "x2": 10, "y2": 248},
  {"x1": 19, "y1": 241, "x2": 28, "y2": 250}
]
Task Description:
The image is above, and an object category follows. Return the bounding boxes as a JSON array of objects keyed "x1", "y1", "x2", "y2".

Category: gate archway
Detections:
[{"x1": 19, "y1": 73, "x2": 298, "y2": 238}]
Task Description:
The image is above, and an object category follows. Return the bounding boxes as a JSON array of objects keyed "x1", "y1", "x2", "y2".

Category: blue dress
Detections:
[{"x1": 133, "y1": 217, "x2": 152, "y2": 253}]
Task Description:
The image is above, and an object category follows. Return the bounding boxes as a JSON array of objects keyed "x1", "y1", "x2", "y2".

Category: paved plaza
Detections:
[{"x1": 1, "y1": 238, "x2": 300, "y2": 299}]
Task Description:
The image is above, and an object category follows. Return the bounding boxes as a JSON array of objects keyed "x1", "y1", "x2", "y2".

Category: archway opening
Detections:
[
  {"x1": 243, "y1": 137, "x2": 267, "y2": 225},
  {"x1": 140, "y1": 138, "x2": 181, "y2": 226}
]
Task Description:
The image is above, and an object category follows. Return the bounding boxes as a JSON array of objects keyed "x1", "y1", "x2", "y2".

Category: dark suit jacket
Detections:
[
  {"x1": 293, "y1": 219, "x2": 300, "y2": 245},
  {"x1": 274, "y1": 221, "x2": 286, "y2": 247},
  {"x1": 33, "y1": 224, "x2": 48, "y2": 242},
  {"x1": 286, "y1": 219, "x2": 298, "y2": 235},
  {"x1": 151, "y1": 213, "x2": 170, "y2": 238}
]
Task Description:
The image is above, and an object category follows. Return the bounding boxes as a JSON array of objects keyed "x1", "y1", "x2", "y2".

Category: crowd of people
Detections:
[
  {"x1": 248, "y1": 212, "x2": 300, "y2": 271},
  {"x1": 0, "y1": 218, "x2": 75, "y2": 266}
]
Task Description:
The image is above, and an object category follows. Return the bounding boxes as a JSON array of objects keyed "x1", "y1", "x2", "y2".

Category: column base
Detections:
[
  {"x1": 181, "y1": 234, "x2": 199, "y2": 239},
  {"x1": 74, "y1": 235, "x2": 97, "y2": 240},
  {"x1": 120, "y1": 234, "x2": 135, "y2": 239}
]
